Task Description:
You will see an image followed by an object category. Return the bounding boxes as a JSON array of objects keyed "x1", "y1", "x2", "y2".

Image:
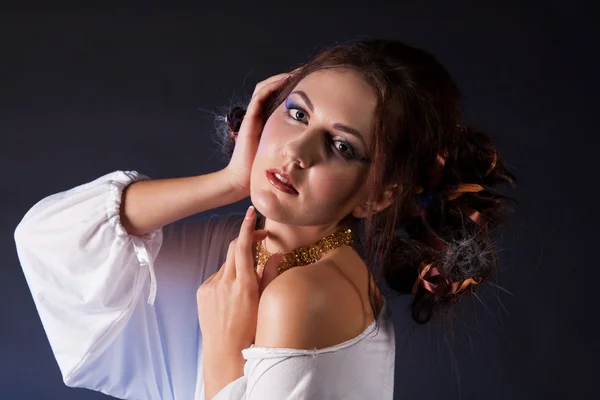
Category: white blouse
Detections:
[{"x1": 14, "y1": 170, "x2": 396, "y2": 399}]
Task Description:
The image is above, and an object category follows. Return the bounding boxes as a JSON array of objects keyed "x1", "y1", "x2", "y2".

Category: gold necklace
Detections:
[{"x1": 254, "y1": 228, "x2": 354, "y2": 276}]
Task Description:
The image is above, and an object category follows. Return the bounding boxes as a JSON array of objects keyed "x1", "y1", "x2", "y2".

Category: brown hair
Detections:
[{"x1": 216, "y1": 38, "x2": 517, "y2": 327}]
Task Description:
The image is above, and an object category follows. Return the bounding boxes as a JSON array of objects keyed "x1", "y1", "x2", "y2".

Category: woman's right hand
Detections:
[{"x1": 224, "y1": 70, "x2": 297, "y2": 196}]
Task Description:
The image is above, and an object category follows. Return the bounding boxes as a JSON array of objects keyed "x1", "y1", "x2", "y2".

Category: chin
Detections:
[{"x1": 250, "y1": 186, "x2": 295, "y2": 224}]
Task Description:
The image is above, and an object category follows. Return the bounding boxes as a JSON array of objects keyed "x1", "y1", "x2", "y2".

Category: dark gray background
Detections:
[{"x1": 1, "y1": 2, "x2": 595, "y2": 399}]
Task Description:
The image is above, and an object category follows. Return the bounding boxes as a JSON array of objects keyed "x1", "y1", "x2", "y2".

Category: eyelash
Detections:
[{"x1": 284, "y1": 104, "x2": 359, "y2": 160}]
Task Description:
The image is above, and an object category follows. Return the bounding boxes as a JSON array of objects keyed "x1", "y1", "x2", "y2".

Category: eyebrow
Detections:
[{"x1": 290, "y1": 90, "x2": 368, "y2": 148}]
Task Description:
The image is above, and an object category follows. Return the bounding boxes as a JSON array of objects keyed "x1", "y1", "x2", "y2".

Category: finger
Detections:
[
  {"x1": 252, "y1": 73, "x2": 290, "y2": 97},
  {"x1": 221, "y1": 238, "x2": 237, "y2": 280},
  {"x1": 252, "y1": 68, "x2": 300, "y2": 97},
  {"x1": 245, "y1": 78, "x2": 289, "y2": 121},
  {"x1": 234, "y1": 78, "x2": 289, "y2": 155},
  {"x1": 235, "y1": 73, "x2": 296, "y2": 155},
  {"x1": 218, "y1": 229, "x2": 267, "y2": 282},
  {"x1": 203, "y1": 271, "x2": 217, "y2": 285},
  {"x1": 235, "y1": 206, "x2": 258, "y2": 283}
]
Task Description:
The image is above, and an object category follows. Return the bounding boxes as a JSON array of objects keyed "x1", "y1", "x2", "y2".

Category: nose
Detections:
[{"x1": 281, "y1": 127, "x2": 325, "y2": 169}]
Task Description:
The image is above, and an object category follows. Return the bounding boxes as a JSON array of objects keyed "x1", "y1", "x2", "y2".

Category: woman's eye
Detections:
[
  {"x1": 289, "y1": 108, "x2": 308, "y2": 122},
  {"x1": 333, "y1": 140, "x2": 357, "y2": 159}
]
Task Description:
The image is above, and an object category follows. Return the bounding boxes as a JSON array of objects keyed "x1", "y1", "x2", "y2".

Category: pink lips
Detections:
[{"x1": 266, "y1": 169, "x2": 298, "y2": 195}]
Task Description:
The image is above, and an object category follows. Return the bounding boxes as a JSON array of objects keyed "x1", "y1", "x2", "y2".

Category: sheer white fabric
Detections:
[{"x1": 14, "y1": 170, "x2": 396, "y2": 399}]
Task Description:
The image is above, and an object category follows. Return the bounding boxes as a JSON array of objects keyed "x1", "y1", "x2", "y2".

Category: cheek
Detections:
[
  {"x1": 251, "y1": 118, "x2": 288, "y2": 184},
  {"x1": 311, "y1": 169, "x2": 362, "y2": 201},
  {"x1": 256, "y1": 118, "x2": 285, "y2": 155}
]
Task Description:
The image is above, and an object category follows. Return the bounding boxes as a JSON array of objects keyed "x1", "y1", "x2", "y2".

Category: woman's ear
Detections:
[{"x1": 351, "y1": 184, "x2": 398, "y2": 219}]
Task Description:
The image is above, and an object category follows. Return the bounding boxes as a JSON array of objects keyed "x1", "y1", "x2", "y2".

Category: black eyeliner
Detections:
[{"x1": 284, "y1": 100, "x2": 362, "y2": 161}]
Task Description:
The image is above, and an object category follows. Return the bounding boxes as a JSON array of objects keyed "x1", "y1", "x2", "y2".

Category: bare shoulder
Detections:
[{"x1": 254, "y1": 259, "x2": 371, "y2": 350}]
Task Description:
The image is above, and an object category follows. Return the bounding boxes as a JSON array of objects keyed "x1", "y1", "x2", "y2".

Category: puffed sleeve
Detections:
[{"x1": 14, "y1": 170, "x2": 246, "y2": 399}]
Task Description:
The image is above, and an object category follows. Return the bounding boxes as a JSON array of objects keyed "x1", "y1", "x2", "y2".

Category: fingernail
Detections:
[{"x1": 245, "y1": 205, "x2": 255, "y2": 220}]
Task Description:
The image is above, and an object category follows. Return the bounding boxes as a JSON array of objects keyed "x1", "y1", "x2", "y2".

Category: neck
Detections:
[{"x1": 260, "y1": 215, "x2": 348, "y2": 254}]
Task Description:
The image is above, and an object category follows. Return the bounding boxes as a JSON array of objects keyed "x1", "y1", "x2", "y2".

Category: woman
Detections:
[{"x1": 14, "y1": 38, "x2": 517, "y2": 399}]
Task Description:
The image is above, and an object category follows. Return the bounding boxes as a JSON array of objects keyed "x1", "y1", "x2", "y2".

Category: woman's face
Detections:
[{"x1": 250, "y1": 68, "x2": 377, "y2": 227}]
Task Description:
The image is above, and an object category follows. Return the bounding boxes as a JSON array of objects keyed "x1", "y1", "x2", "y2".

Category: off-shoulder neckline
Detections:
[{"x1": 241, "y1": 297, "x2": 388, "y2": 359}]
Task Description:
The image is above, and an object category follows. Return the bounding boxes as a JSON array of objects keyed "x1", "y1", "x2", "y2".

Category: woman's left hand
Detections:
[{"x1": 197, "y1": 206, "x2": 283, "y2": 355}]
